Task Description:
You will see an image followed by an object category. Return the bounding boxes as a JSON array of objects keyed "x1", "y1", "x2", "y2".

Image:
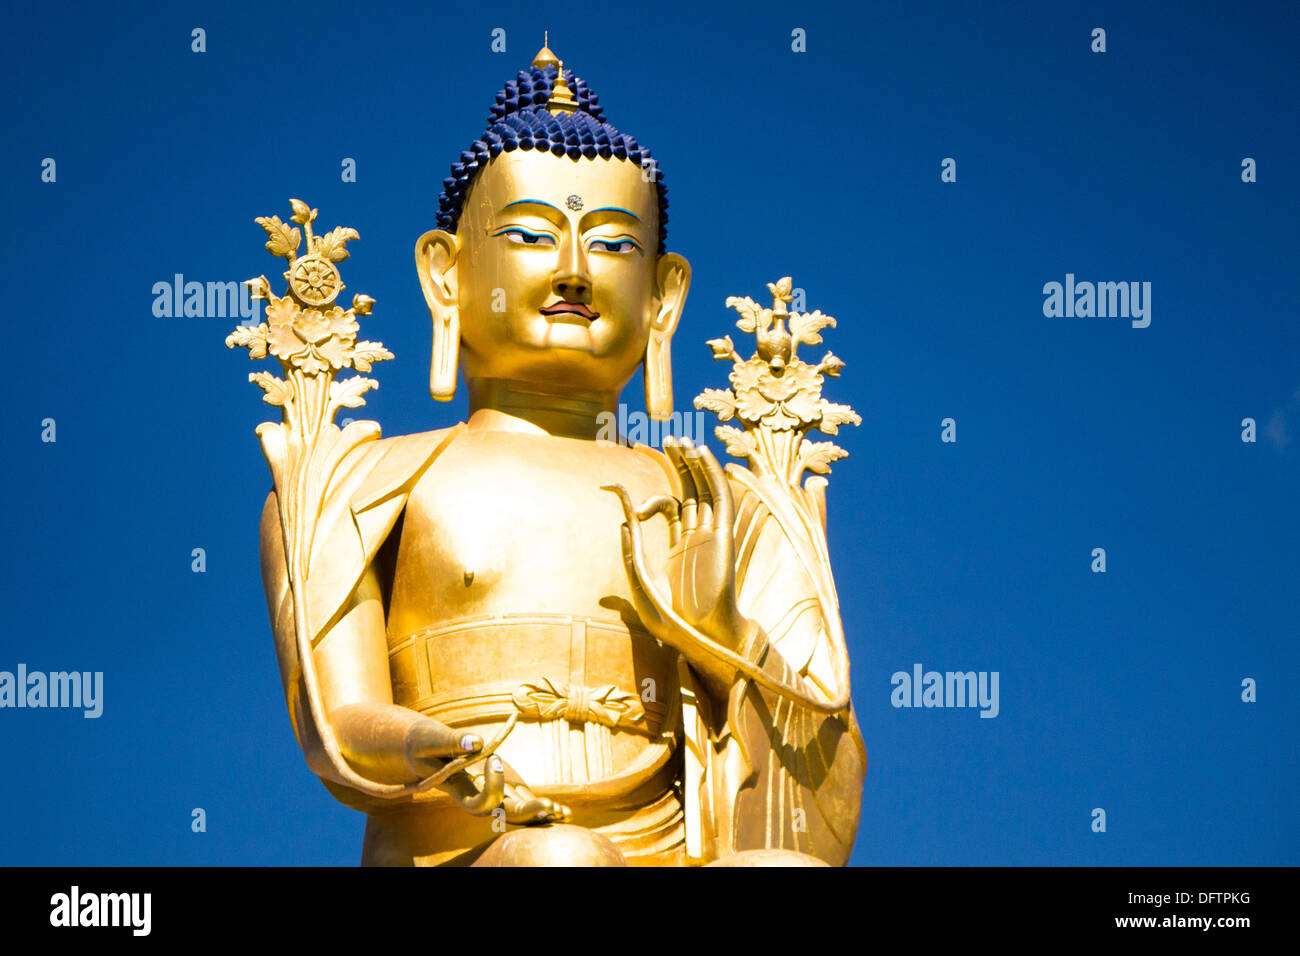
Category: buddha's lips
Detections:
[{"x1": 540, "y1": 302, "x2": 600, "y2": 321}]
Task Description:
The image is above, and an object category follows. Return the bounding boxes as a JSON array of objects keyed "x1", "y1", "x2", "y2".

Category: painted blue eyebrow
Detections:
[
  {"x1": 588, "y1": 206, "x2": 640, "y2": 221},
  {"x1": 504, "y1": 199, "x2": 561, "y2": 211}
]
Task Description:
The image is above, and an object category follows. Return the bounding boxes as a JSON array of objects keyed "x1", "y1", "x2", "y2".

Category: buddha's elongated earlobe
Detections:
[
  {"x1": 646, "y1": 253, "x2": 691, "y2": 421},
  {"x1": 645, "y1": 328, "x2": 672, "y2": 420},
  {"x1": 415, "y1": 229, "x2": 461, "y2": 401},
  {"x1": 430, "y1": 310, "x2": 459, "y2": 401}
]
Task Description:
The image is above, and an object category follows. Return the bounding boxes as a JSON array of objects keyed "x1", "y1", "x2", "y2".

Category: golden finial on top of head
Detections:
[{"x1": 532, "y1": 33, "x2": 579, "y2": 114}]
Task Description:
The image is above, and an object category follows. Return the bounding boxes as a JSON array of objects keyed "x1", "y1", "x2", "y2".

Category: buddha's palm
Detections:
[{"x1": 605, "y1": 437, "x2": 749, "y2": 674}]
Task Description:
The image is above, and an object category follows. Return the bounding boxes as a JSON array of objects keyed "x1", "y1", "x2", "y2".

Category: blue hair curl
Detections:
[{"x1": 436, "y1": 64, "x2": 669, "y2": 254}]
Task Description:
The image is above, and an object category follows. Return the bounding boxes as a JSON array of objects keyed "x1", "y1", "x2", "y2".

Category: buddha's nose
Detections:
[
  {"x1": 551, "y1": 266, "x2": 592, "y2": 303},
  {"x1": 552, "y1": 232, "x2": 592, "y2": 302}
]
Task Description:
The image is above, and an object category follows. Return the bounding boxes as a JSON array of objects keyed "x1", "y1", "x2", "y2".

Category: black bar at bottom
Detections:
[{"x1": 1, "y1": 866, "x2": 1280, "y2": 940}]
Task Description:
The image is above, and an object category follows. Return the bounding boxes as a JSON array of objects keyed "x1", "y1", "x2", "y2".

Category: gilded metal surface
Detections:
[{"x1": 227, "y1": 44, "x2": 865, "y2": 866}]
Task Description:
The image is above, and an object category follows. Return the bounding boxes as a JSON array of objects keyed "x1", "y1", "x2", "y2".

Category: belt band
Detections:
[{"x1": 389, "y1": 612, "x2": 675, "y2": 735}]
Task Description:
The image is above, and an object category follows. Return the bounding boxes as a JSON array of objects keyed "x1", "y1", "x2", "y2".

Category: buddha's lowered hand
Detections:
[{"x1": 405, "y1": 715, "x2": 569, "y2": 825}]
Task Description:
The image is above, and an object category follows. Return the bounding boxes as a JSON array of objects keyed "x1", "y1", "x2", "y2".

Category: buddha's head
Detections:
[{"x1": 416, "y1": 42, "x2": 690, "y2": 420}]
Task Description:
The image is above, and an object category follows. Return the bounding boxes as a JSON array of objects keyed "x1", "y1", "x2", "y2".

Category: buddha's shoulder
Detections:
[
  {"x1": 361, "y1": 423, "x2": 466, "y2": 462},
  {"x1": 260, "y1": 424, "x2": 465, "y2": 515},
  {"x1": 345, "y1": 423, "x2": 469, "y2": 494}
]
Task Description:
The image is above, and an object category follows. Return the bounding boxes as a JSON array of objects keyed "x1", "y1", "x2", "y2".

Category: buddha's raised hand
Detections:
[{"x1": 604, "y1": 436, "x2": 754, "y2": 698}]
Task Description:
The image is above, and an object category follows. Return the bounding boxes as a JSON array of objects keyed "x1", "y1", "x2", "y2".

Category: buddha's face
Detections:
[{"x1": 417, "y1": 148, "x2": 689, "y2": 398}]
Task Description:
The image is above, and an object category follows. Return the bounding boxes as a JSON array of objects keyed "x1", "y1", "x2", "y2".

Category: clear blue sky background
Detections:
[{"x1": 1, "y1": 0, "x2": 1296, "y2": 866}]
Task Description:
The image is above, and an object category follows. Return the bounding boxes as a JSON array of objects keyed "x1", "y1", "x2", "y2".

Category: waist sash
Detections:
[{"x1": 389, "y1": 612, "x2": 681, "y2": 797}]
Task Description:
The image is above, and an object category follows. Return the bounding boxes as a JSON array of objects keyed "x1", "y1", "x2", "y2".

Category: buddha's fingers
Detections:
[
  {"x1": 631, "y1": 493, "x2": 682, "y2": 546},
  {"x1": 601, "y1": 475, "x2": 681, "y2": 534},
  {"x1": 407, "y1": 718, "x2": 483, "y2": 763},
  {"x1": 507, "y1": 795, "x2": 570, "y2": 826},
  {"x1": 632, "y1": 493, "x2": 681, "y2": 522},
  {"x1": 458, "y1": 755, "x2": 506, "y2": 816},
  {"x1": 664, "y1": 438, "x2": 699, "y2": 533},
  {"x1": 618, "y1": 524, "x2": 667, "y2": 634},
  {"x1": 696, "y1": 444, "x2": 734, "y2": 533},
  {"x1": 604, "y1": 483, "x2": 686, "y2": 636},
  {"x1": 414, "y1": 714, "x2": 518, "y2": 793},
  {"x1": 540, "y1": 799, "x2": 570, "y2": 823},
  {"x1": 682, "y1": 445, "x2": 714, "y2": 530}
]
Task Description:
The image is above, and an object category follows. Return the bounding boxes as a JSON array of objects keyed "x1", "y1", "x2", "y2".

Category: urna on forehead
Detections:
[
  {"x1": 460, "y1": 148, "x2": 660, "y2": 231},
  {"x1": 436, "y1": 41, "x2": 670, "y2": 253}
]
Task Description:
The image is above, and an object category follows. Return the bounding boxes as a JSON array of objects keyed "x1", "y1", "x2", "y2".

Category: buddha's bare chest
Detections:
[{"x1": 386, "y1": 430, "x2": 670, "y2": 641}]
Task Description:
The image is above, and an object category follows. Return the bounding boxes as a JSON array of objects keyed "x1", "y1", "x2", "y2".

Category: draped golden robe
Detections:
[{"x1": 259, "y1": 422, "x2": 865, "y2": 865}]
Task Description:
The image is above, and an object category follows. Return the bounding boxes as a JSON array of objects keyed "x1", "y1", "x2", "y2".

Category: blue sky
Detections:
[{"x1": 1, "y1": 0, "x2": 1296, "y2": 865}]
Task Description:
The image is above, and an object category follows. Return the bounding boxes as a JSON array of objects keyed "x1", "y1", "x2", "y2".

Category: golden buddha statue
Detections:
[{"x1": 229, "y1": 40, "x2": 865, "y2": 866}]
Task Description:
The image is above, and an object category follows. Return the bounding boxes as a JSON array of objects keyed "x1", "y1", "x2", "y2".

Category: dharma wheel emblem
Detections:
[
  {"x1": 288, "y1": 253, "x2": 343, "y2": 307},
  {"x1": 250, "y1": 198, "x2": 355, "y2": 308}
]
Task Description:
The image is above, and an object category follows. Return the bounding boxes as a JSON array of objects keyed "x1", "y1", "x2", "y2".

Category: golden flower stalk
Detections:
[
  {"x1": 225, "y1": 200, "x2": 507, "y2": 799},
  {"x1": 695, "y1": 276, "x2": 861, "y2": 485},
  {"x1": 692, "y1": 277, "x2": 861, "y2": 714}
]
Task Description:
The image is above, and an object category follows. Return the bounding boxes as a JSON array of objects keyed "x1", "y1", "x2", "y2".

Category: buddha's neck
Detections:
[{"x1": 466, "y1": 378, "x2": 618, "y2": 440}]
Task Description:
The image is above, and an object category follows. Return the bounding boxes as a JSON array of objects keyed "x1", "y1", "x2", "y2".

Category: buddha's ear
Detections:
[
  {"x1": 415, "y1": 229, "x2": 460, "y2": 401},
  {"x1": 646, "y1": 252, "x2": 691, "y2": 420},
  {"x1": 416, "y1": 229, "x2": 459, "y2": 310}
]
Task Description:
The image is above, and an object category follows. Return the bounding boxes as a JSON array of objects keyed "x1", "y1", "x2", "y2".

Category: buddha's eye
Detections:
[
  {"x1": 589, "y1": 238, "x2": 639, "y2": 254},
  {"x1": 497, "y1": 227, "x2": 556, "y2": 247}
]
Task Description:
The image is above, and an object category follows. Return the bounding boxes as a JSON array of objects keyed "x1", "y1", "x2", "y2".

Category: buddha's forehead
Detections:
[{"x1": 465, "y1": 149, "x2": 657, "y2": 224}]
